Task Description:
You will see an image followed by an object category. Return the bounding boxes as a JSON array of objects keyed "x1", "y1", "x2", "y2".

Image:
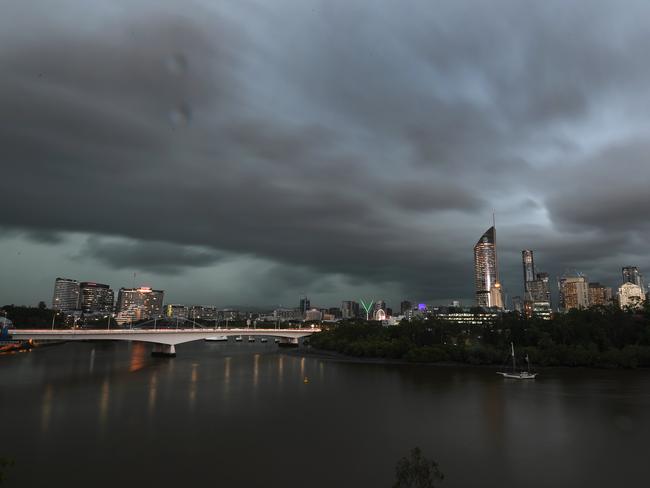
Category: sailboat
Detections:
[{"x1": 497, "y1": 342, "x2": 537, "y2": 380}]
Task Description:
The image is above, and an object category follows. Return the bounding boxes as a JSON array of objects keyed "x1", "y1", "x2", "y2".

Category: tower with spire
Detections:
[{"x1": 474, "y1": 217, "x2": 503, "y2": 309}]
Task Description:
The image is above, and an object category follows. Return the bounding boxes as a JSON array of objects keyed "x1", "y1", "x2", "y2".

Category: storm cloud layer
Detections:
[{"x1": 2, "y1": 0, "x2": 650, "y2": 307}]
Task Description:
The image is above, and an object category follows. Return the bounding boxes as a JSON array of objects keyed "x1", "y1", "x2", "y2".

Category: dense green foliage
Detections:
[
  {"x1": 1, "y1": 305, "x2": 119, "y2": 329},
  {"x1": 310, "y1": 305, "x2": 650, "y2": 368},
  {"x1": 1, "y1": 305, "x2": 55, "y2": 328},
  {"x1": 393, "y1": 447, "x2": 444, "y2": 488},
  {"x1": 0, "y1": 457, "x2": 14, "y2": 484}
]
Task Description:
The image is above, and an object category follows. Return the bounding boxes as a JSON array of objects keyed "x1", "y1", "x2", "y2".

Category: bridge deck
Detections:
[{"x1": 9, "y1": 328, "x2": 320, "y2": 346}]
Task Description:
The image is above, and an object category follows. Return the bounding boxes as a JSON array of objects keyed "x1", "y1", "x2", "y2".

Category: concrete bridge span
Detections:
[{"x1": 8, "y1": 328, "x2": 320, "y2": 357}]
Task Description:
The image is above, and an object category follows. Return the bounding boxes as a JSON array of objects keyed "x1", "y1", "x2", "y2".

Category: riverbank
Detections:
[
  {"x1": 0, "y1": 341, "x2": 33, "y2": 354},
  {"x1": 310, "y1": 317, "x2": 650, "y2": 369},
  {"x1": 295, "y1": 344, "x2": 650, "y2": 370},
  {"x1": 0, "y1": 339, "x2": 66, "y2": 355},
  {"x1": 286, "y1": 346, "x2": 500, "y2": 368}
]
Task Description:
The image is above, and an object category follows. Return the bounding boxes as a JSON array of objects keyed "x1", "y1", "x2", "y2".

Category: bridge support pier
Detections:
[
  {"x1": 277, "y1": 337, "x2": 299, "y2": 348},
  {"x1": 151, "y1": 343, "x2": 176, "y2": 357}
]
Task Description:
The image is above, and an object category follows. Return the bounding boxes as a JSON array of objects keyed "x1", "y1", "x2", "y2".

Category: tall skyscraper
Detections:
[
  {"x1": 528, "y1": 272, "x2": 551, "y2": 304},
  {"x1": 52, "y1": 277, "x2": 80, "y2": 312},
  {"x1": 299, "y1": 296, "x2": 311, "y2": 316},
  {"x1": 522, "y1": 250, "x2": 535, "y2": 290},
  {"x1": 79, "y1": 282, "x2": 114, "y2": 314},
  {"x1": 474, "y1": 226, "x2": 503, "y2": 308},
  {"x1": 115, "y1": 287, "x2": 164, "y2": 324},
  {"x1": 558, "y1": 276, "x2": 589, "y2": 311},
  {"x1": 622, "y1": 266, "x2": 645, "y2": 294}
]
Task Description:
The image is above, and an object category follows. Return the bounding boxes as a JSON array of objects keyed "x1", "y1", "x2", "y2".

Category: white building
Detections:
[
  {"x1": 304, "y1": 308, "x2": 322, "y2": 321},
  {"x1": 618, "y1": 282, "x2": 645, "y2": 309}
]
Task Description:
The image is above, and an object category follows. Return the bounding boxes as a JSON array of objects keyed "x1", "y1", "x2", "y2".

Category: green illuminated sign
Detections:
[{"x1": 359, "y1": 299, "x2": 374, "y2": 320}]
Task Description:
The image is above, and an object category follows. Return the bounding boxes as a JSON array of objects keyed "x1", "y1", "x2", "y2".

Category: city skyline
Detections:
[
  {"x1": 3, "y1": 1, "x2": 650, "y2": 307},
  {"x1": 36, "y1": 248, "x2": 649, "y2": 314}
]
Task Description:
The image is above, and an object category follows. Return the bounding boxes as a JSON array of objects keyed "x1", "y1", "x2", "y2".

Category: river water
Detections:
[{"x1": 1, "y1": 340, "x2": 649, "y2": 487}]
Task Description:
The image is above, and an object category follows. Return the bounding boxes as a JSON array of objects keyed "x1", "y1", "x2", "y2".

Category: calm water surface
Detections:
[{"x1": 1, "y1": 341, "x2": 650, "y2": 487}]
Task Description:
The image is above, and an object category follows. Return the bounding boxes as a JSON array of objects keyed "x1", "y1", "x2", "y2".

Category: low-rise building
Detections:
[
  {"x1": 588, "y1": 283, "x2": 613, "y2": 306},
  {"x1": 618, "y1": 282, "x2": 645, "y2": 309},
  {"x1": 559, "y1": 276, "x2": 589, "y2": 311}
]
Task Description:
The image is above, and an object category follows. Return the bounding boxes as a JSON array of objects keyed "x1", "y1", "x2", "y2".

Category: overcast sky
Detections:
[{"x1": 2, "y1": 0, "x2": 650, "y2": 309}]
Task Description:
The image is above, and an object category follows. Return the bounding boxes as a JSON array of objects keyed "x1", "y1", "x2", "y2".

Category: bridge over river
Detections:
[{"x1": 7, "y1": 328, "x2": 320, "y2": 357}]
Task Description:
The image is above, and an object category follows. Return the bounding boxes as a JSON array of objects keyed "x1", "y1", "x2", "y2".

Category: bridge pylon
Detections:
[{"x1": 151, "y1": 344, "x2": 176, "y2": 357}]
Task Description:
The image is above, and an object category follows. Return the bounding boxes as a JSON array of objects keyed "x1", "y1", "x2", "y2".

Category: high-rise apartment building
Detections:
[
  {"x1": 527, "y1": 272, "x2": 551, "y2": 303},
  {"x1": 588, "y1": 283, "x2": 612, "y2": 306},
  {"x1": 558, "y1": 276, "x2": 589, "y2": 311},
  {"x1": 474, "y1": 226, "x2": 503, "y2": 308},
  {"x1": 622, "y1": 266, "x2": 645, "y2": 294},
  {"x1": 618, "y1": 282, "x2": 644, "y2": 309},
  {"x1": 400, "y1": 301, "x2": 412, "y2": 315},
  {"x1": 79, "y1": 282, "x2": 114, "y2": 314},
  {"x1": 299, "y1": 296, "x2": 311, "y2": 316},
  {"x1": 115, "y1": 287, "x2": 164, "y2": 324},
  {"x1": 52, "y1": 277, "x2": 80, "y2": 312},
  {"x1": 341, "y1": 301, "x2": 359, "y2": 319}
]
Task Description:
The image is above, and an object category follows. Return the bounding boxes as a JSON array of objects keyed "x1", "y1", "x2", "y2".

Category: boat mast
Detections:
[{"x1": 511, "y1": 342, "x2": 516, "y2": 371}]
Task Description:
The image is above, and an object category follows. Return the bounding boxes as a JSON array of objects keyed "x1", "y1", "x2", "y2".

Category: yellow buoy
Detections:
[{"x1": 303, "y1": 376, "x2": 309, "y2": 384}]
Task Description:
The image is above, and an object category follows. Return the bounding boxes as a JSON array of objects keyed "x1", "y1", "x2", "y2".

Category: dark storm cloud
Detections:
[
  {"x1": 545, "y1": 138, "x2": 650, "y2": 232},
  {"x1": 0, "y1": 227, "x2": 64, "y2": 244},
  {"x1": 3, "y1": 0, "x2": 650, "y2": 303},
  {"x1": 386, "y1": 183, "x2": 485, "y2": 213},
  {"x1": 78, "y1": 236, "x2": 224, "y2": 275}
]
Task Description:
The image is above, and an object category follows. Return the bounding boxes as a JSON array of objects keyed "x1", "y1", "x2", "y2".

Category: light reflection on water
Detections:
[
  {"x1": 128, "y1": 342, "x2": 146, "y2": 373},
  {"x1": 148, "y1": 372, "x2": 158, "y2": 414},
  {"x1": 189, "y1": 363, "x2": 198, "y2": 410},
  {"x1": 98, "y1": 377, "x2": 110, "y2": 429},
  {"x1": 88, "y1": 348, "x2": 95, "y2": 374},
  {"x1": 41, "y1": 384, "x2": 53, "y2": 433},
  {"x1": 3, "y1": 341, "x2": 650, "y2": 488},
  {"x1": 224, "y1": 356, "x2": 231, "y2": 386}
]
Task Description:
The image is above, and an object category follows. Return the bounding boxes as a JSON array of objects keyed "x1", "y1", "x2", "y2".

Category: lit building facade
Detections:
[
  {"x1": 588, "y1": 283, "x2": 612, "y2": 306},
  {"x1": 79, "y1": 282, "x2": 114, "y2": 314},
  {"x1": 166, "y1": 304, "x2": 188, "y2": 319},
  {"x1": 52, "y1": 277, "x2": 80, "y2": 312},
  {"x1": 189, "y1": 306, "x2": 218, "y2": 320},
  {"x1": 558, "y1": 276, "x2": 589, "y2": 311},
  {"x1": 474, "y1": 226, "x2": 503, "y2": 308},
  {"x1": 522, "y1": 250, "x2": 535, "y2": 288},
  {"x1": 373, "y1": 300, "x2": 387, "y2": 316},
  {"x1": 528, "y1": 272, "x2": 551, "y2": 303},
  {"x1": 519, "y1": 249, "x2": 552, "y2": 317},
  {"x1": 622, "y1": 266, "x2": 645, "y2": 294},
  {"x1": 115, "y1": 287, "x2": 164, "y2": 324},
  {"x1": 618, "y1": 282, "x2": 644, "y2": 309},
  {"x1": 273, "y1": 308, "x2": 302, "y2": 322}
]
